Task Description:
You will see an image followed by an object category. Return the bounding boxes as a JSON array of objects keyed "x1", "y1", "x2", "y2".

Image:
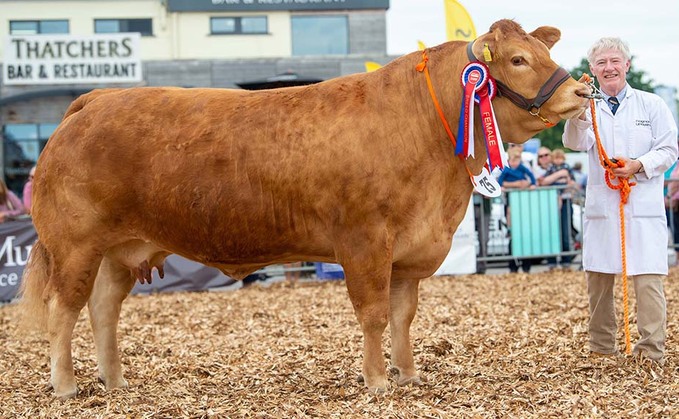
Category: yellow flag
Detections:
[
  {"x1": 444, "y1": 0, "x2": 476, "y2": 41},
  {"x1": 364, "y1": 61, "x2": 382, "y2": 72},
  {"x1": 417, "y1": 40, "x2": 427, "y2": 51}
]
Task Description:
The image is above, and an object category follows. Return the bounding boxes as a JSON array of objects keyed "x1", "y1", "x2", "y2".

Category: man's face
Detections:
[{"x1": 589, "y1": 48, "x2": 630, "y2": 96}]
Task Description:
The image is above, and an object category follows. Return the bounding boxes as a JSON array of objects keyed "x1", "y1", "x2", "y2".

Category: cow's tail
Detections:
[{"x1": 17, "y1": 240, "x2": 52, "y2": 333}]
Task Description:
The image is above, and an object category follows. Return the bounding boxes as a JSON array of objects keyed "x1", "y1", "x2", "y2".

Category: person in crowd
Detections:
[
  {"x1": 662, "y1": 160, "x2": 677, "y2": 258},
  {"x1": 519, "y1": 145, "x2": 553, "y2": 270},
  {"x1": 667, "y1": 162, "x2": 679, "y2": 265},
  {"x1": 540, "y1": 149, "x2": 577, "y2": 269},
  {"x1": 508, "y1": 143, "x2": 535, "y2": 170},
  {"x1": 541, "y1": 149, "x2": 576, "y2": 187},
  {"x1": 498, "y1": 148, "x2": 537, "y2": 190},
  {"x1": 284, "y1": 262, "x2": 302, "y2": 282},
  {"x1": 563, "y1": 37, "x2": 678, "y2": 364},
  {"x1": 22, "y1": 166, "x2": 36, "y2": 214},
  {"x1": 570, "y1": 161, "x2": 587, "y2": 252},
  {"x1": 533, "y1": 146, "x2": 552, "y2": 183},
  {"x1": 473, "y1": 192, "x2": 492, "y2": 274},
  {"x1": 498, "y1": 148, "x2": 536, "y2": 273},
  {"x1": 0, "y1": 178, "x2": 26, "y2": 222},
  {"x1": 572, "y1": 162, "x2": 588, "y2": 190}
]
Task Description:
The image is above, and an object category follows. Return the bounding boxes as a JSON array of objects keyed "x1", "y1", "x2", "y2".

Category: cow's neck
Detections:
[
  {"x1": 377, "y1": 44, "x2": 492, "y2": 228},
  {"x1": 409, "y1": 43, "x2": 491, "y2": 177}
]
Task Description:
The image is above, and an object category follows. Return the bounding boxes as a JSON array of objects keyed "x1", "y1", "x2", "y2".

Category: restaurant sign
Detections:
[{"x1": 3, "y1": 33, "x2": 143, "y2": 86}]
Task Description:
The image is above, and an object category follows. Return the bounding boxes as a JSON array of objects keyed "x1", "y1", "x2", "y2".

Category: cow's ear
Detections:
[
  {"x1": 472, "y1": 34, "x2": 497, "y2": 62},
  {"x1": 530, "y1": 26, "x2": 561, "y2": 50}
]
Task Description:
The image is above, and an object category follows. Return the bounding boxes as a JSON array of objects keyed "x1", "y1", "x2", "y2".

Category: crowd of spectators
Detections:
[
  {"x1": 0, "y1": 165, "x2": 35, "y2": 224},
  {"x1": 478, "y1": 144, "x2": 584, "y2": 273},
  {"x1": 476, "y1": 143, "x2": 679, "y2": 274}
]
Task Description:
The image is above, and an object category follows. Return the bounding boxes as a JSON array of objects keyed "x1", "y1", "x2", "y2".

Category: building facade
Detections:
[{"x1": 0, "y1": 0, "x2": 393, "y2": 195}]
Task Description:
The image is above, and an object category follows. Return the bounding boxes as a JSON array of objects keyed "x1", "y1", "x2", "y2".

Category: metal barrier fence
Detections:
[
  {"x1": 474, "y1": 181, "x2": 679, "y2": 273},
  {"x1": 474, "y1": 185, "x2": 585, "y2": 272}
]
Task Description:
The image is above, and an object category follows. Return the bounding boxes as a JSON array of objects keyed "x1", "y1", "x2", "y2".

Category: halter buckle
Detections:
[{"x1": 529, "y1": 106, "x2": 555, "y2": 127}]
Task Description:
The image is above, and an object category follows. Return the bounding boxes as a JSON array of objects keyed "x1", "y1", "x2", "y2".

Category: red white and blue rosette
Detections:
[
  {"x1": 456, "y1": 62, "x2": 506, "y2": 171},
  {"x1": 475, "y1": 77, "x2": 497, "y2": 103}
]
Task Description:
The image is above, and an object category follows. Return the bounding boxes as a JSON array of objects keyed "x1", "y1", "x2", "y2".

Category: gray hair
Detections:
[{"x1": 587, "y1": 37, "x2": 631, "y2": 64}]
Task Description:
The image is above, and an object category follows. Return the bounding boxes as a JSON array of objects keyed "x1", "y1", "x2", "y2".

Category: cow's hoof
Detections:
[
  {"x1": 53, "y1": 384, "x2": 78, "y2": 400},
  {"x1": 397, "y1": 374, "x2": 423, "y2": 386},
  {"x1": 99, "y1": 376, "x2": 129, "y2": 390},
  {"x1": 389, "y1": 365, "x2": 424, "y2": 386},
  {"x1": 357, "y1": 373, "x2": 389, "y2": 393},
  {"x1": 369, "y1": 385, "x2": 387, "y2": 394}
]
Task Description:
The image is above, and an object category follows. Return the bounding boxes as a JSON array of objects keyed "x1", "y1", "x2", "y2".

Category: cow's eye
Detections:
[{"x1": 511, "y1": 56, "x2": 525, "y2": 66}]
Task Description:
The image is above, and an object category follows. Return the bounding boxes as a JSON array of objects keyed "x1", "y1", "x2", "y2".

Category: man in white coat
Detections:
[{"x1": 563, "y1": 37, "x2": 678, "y2": 364}]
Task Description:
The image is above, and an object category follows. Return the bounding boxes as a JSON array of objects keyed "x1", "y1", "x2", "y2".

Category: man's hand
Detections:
[
  {"x1": 610, "y1": 157, "x2": 643, "y2": 178},
  {"x1": 574, "y1": 74, "x2": 594, "y2": 120}
]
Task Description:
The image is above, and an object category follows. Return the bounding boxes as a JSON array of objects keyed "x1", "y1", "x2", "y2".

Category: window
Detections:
[
  {"x1": 3, "y1": 123, "x2": 57, "y2": 195},
  {"x1": 95, "y1": 19, "x2": 153, "y2": 36},
  {"x1": 291, "y1": 16, "x2": 348, "y2": 56},
  {"x1": 10, "y1": 20, "x2": 69, "y2": 35},
  {"x1": 210, "y1": 17, "x2": 268, "y2": 35}
]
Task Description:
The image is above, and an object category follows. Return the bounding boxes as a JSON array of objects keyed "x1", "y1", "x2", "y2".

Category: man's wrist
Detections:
[{"x1": 636, "y1": 160, "x2": 645, "y2": 173}]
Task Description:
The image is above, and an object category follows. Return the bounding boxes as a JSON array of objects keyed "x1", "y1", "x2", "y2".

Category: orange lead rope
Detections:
[
  {"x1": 585, "y1": 74, "x2": 635, "y2": 354},
  {"x1": 416, "y1": 50, "x2": 475, "y2": 179}
]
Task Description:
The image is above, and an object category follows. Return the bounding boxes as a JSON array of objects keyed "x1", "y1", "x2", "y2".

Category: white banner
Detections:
[
  {"x1": 435, "y1": 197, "x2": 477, "y2": 276},
  {"x1": 3, "y1": 33, "x2": 142, "y2": 85}
]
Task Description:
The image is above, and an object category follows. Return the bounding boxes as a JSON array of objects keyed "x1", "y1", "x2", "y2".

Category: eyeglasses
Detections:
[{"x1": 538, "y1": 154, "x2": 550, "y2": 158}]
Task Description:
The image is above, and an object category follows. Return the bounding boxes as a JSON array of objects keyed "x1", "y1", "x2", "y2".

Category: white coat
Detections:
[{"x1": 563, "y1": 85, "x2": 678, "y2": 275}]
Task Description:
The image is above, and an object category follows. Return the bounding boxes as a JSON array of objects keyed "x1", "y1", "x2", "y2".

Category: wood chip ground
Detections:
[{"x1": 2, "y1": 269, "x2": 678, "y2": 417}]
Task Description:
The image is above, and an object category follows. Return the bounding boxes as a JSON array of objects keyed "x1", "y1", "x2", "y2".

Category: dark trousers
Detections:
[
  {"x1": 672, "y1": 208, "x2": 679, "y2": 246},
  {"x1": 509, "y1": 249, "x2": 533, "y2": 273}
]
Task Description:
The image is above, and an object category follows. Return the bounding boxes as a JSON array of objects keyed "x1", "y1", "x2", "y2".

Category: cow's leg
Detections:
[
  {"x1": 47, "y1": 296, "x2": 82, "y2": 399},
  {"x1": 46, "y1": 250, "x2": 103, "y2": 399},
  {"x1": 88, "y1": 256, "x2": 136, "y2": 390},
  {"x1": 342, "y1": 248, "x2": 392, "y2": 392},
  {"x1": 389, "y1": 276, "x2": 422, "y2": 386}
]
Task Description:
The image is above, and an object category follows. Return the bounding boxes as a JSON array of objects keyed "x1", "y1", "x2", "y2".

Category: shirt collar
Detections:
[{"x1": 602, "y1": 84, "x2": 628, "y2": 103}]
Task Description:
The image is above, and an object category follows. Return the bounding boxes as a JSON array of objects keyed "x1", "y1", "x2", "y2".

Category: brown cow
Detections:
[{"x1": 20, "y1": 20, "x2": 590, "y2": 399}]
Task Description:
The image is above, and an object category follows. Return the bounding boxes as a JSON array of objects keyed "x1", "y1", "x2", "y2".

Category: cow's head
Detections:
[{"x1": 470, "y1": 19, "x2": 590, "y2": 142}]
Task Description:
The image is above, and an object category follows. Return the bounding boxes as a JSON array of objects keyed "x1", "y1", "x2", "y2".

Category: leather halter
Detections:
[{"x1": 466, "y1": 42, "x2": 571, "y2": 114}]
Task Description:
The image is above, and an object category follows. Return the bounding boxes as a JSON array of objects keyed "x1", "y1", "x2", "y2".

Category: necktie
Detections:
[{"x1": 608, "y1": 96, "x2": 620, "y2": 115}]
